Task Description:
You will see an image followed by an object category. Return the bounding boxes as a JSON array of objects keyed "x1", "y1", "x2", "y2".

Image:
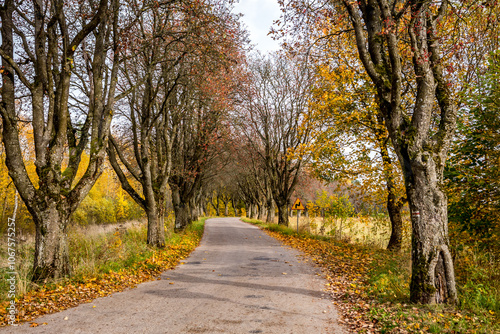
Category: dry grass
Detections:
[
  {"x1": 279, "y1": 214, "x2": 412, "y2": 250},
  {"x1": 0, "y1": 219, "x2": 149, "y2": 301}
]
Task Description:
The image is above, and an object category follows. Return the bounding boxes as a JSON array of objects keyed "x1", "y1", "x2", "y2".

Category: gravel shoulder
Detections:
[{"x1": 4, "y1": 218, "x2": 345, "y2": 334}]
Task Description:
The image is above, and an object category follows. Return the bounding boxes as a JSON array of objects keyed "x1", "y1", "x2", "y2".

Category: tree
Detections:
[
  {"x1": 169, "y1": 70, "x2": 235, "y2": 229},
  {"x1": 306, "y1": 53, "x2": 407, "y2": 250},
  {"x1": 234, "y1": 146, "x2": 268, "y2": 220},
  {"x1": 0, "y1": 0, "x2": 126, "y2": 280},
  {"x1": 280, "y1": 0, "x2": 463, "y2": 303},
  {"x1": 445, "y1": 51, "x2": 500, "y2": 247},
  {"x1": 107, "y1": 0, "x2": 192, "y2": 248},
  {"x1": 108, "y1": 0, "x2": 244, "y2": 234},
  {"x1": 237, "y1": 54, "x2": 311, "y2": 226},
  {"x1": 168, "y1": 10, "x2": 245, "y2": 229}
]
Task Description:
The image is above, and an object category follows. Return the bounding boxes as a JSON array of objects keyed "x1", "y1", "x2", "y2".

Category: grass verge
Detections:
[
  {"x1": 0, "y1": 218, "x2": 206, "y2": 326},
  {"x1": 241, "y1": 217, "x2": 499, "y2": 334}
]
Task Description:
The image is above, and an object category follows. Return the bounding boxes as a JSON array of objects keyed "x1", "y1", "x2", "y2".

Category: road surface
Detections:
[{"x1": 5, "y1": 218, "x2": 344, "y2": 333}]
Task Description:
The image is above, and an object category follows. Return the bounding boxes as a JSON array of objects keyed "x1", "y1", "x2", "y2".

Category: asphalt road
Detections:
[{"x1": 5, "y1": 218, "x2": 344, "y2": 334}]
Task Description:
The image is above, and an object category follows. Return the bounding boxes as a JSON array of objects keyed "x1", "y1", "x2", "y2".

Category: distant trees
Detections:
[
  {"x1": 168, "y1": 45, "x2": 243, "y2": 229},
  {"x1": 101, "y1": 0, "x2": 244, "y2": 239},
  {"x1": 236, "y1": 54, "x2": 311, "y2": 225},
  {"x1": 0, "y1": 0, "x2": 245, "y2": 280},
  {"x1": 107, "y1": 0, "x2": 241, "y2": 245}
]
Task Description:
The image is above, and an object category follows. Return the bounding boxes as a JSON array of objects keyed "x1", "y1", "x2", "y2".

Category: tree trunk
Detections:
[
  {"x1": 276, "y1": 201, "x2": 289, "y2": 226},
  {"x1": 266, "y1": 198, "x2": 275, "y2": 223},
  {"x1": 172, "y1": 188, "x2": 190, "y2": 230},
  {"x1": 189, "y1": 198, "x2": 198, "y2": 222},
  {"x1": 386, "y1": 193, "x2": 403, "y2": 251},
  {"x1": 231, "y1": 199, "x2": 237, "y2": 216},
  {"x1": 406, "y1": 159, "x2": 458, "y2": 304},
  {"x1": 215, "y1": 196, "x2": 221, "y2": 216},
  {"x1": 145, "y1": 202, "x2": 165, "y2": 248},
  {"x1": 252, "y1": 204, "x2": 258, "y2": 219},
  {"x1": 224, "y1": 201, "x2": 229, "y2": 216},
  {"x1": 256, "y1": 203, "x2": 263, "y2": 220},
  {"x1": 143, "y1": 181, "x2": 166, "y2": 248},
  {"x1": 247, "y1": 203, "x2": 254, "y2": 219},
  {"x1": 202, "y1": 202, "x2": 207, "y2": 216},
  {"x1": 32, "y1": 203, "x2": 71, "y2": 281},
  {"x1": 259, "y1": 204, "x2": 266, "y2": 220}
]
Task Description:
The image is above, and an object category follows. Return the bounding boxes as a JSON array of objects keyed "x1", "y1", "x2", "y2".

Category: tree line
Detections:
[{"x1": 1, "y1": 0, "x2": 498, "y2": 308}]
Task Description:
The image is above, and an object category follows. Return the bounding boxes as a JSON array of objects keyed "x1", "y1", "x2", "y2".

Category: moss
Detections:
[{"x1": 410, "y1": 247, "x2": 437, "y2": 303}]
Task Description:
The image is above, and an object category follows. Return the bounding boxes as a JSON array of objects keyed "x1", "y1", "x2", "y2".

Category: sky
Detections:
[{"x1": 232, "y1": 0, "x2": 282, "y2": 54}]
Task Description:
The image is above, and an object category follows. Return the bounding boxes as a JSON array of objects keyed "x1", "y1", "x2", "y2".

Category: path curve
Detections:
[{"x1": 5, "y1": 218, "x2": 344, "y2": 333}]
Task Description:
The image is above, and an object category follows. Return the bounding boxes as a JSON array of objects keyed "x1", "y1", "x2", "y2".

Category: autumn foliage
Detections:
[{"x1": 0, "y1": 219, "x2": 205, "y2": 326}]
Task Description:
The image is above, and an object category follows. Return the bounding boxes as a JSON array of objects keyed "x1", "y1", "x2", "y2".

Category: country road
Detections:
[{"x1": 5, "y1": 218, "x2": 344, "y2": 334}]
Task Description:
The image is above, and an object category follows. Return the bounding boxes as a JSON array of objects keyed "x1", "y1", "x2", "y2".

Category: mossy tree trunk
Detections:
[
  {"x1": 405, "y1": 150, "x2": 457, "y2": 303},
  {"x1": 32, "y1": 201, "x2": 72, "y2": 281},
  {"x1": 339, "y1": 0, "x2": 458, "y2": 303}
]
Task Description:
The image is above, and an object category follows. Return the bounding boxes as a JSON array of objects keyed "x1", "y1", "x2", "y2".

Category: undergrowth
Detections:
[
  {"x1": 0, "y1": 218, "x2": 206, "y2": 325},
  {"x1": 241, "y1": 217, "x2": 499, "y2": 333}
]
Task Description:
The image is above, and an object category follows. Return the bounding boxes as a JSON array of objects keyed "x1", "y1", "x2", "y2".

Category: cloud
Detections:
[{"x1": 233, "y1": 0, "x2": 281, "y2": 53}]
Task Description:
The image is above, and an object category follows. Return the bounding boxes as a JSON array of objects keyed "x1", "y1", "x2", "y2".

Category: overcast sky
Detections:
[{"x1": 232, "y1": 0, "x2": 282, "y2": 54}]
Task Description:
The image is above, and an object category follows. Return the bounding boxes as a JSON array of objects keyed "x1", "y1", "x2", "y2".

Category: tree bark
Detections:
[
  {"x1": 386, "y1": 193, "x2": 404, "y2": 251},
  {"x1": 172, "y1": 188, "x2": 190, "y2": 230},
  {"x1": 248, "y1": 204, "x2": 253, "y2": 219},
  {"x1": 276, "y1": 200, "x2": 289, "y2": 226},
  {"x1": 265, "y1": 197, "x2": 275, "y2": 223},
  {"x1": 406, "y1": 157, "x2": 458, "y2": 304},
  {"x1": 189, "y1": 198, "x2": 198, "y2": 222},
  {"x1": 32, "y1": 203, "x2": 71, "y2": 281},
  {"x1": 256, "y1": 202, "x2": 263, "y2": 220},
  {"x1": 145, "y1": 191, "x2": 165, "y2": 248}
]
